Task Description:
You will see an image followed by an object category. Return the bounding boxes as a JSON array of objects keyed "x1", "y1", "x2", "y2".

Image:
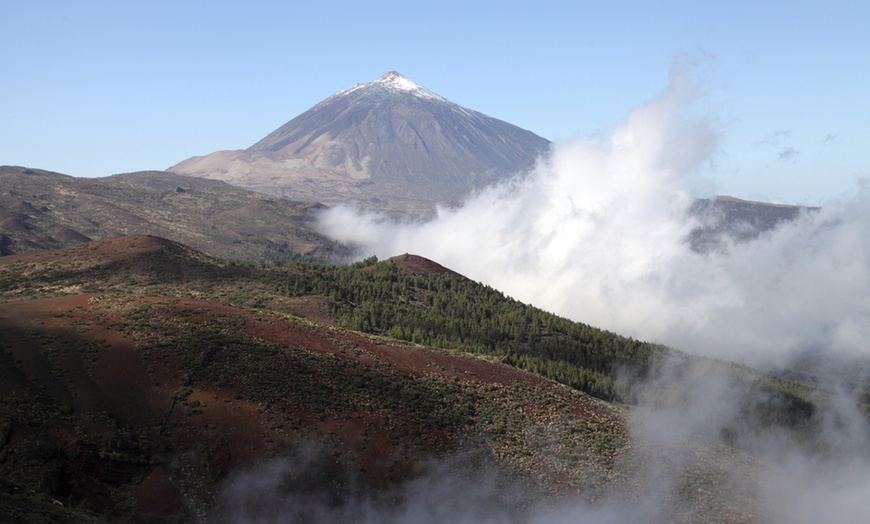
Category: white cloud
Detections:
[
  {"x1": 310, "y1": 65, "x2": 870, "y2": 522},
  {"x1": 317, "y1": 69, "x2": 870, "y2": 369}
]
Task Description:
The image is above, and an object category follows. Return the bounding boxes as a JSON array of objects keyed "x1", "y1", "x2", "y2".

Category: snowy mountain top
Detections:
[
  {"x1": 375, "y1": 71, "x2": 422, "y2": 91},
  {"x1": 341, "y1": 71, "x2": 447, "y2": 102}
]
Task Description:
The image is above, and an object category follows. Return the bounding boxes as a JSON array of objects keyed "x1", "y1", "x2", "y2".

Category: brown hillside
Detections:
[
  {"x1": 0, "y1": 235, "x2": 767, "y2": 523},
  {"x1": 0, "y1": 239, "x2": 628, "y2": 521},
  {"x1": 0, "y1": 235, "x2": 187, "y2": 267},
  {"x1": 0, "y1": 165, "x2": 346, "y2": 263},
  {"x1": 386, "y1": 253, "x2": 463, "y2": 278}
]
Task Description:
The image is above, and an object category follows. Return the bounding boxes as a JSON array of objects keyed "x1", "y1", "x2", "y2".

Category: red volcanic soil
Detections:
[
  {"x1": 386, "y1": 253, "x2": 463, "y2": 278},
  {"x1": 0, "y1": 237, "x2": 626, "y2": 519},
  {"x1": 0, "y1": 295, "x2": 259, "y2": 518},
  {"x1": 0, "y1": 292, "x2": 602, "y2": 519},
  {"x1": 134, "y1": 466, "x2": 184, "y2": 518},
  {"x1": 0, "y1": 234, "x2": 186, "y2": 267},
  {"x1": 283, "y1": 295, "x2": 337, "y2": 326},
  {"x1": 252, "y1": 319, "x2": 539, "y2": 386}
]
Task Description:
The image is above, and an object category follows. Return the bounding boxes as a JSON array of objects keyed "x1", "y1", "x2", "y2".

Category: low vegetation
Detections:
[
  {"x1": 0, "y1": 166, "x2": 347, "y2": 262},
  {"x1": 0, "y1": 235, "x2": 845, "y2": 522},
  {"x1": 0, "y1": 237, "x2": 632, "y2": 521}
]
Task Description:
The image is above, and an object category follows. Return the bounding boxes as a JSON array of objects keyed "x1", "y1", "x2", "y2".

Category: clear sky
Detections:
[{"x1": 2, "y1": 0, "x2": 867, "y2": 205}]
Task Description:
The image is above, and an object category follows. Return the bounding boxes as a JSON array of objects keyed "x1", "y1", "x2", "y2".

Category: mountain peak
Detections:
[
  {"x1": 373, "y1": 70, "x2": 417, "y2": 89},
  {"x1": 341, "y1": 71, "x2": 444, "y2": 102},
  {"x1": 170, "y1": 71, "x2": 551, "y2": 214},
  {"x1": 375, "y1": 70, "x2": 411, "y2": 84}
]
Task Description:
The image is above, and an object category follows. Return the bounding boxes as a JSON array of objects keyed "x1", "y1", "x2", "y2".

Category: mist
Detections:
[
  {"x1": 306, "y1": 67, "x2": 870, "y2": 522},
  {"x1": 213, "y1": 357, "x2": 870, "y2": 523},
  {"x1": 618, "y1": 353, "x2": 870, "y2": 524},
  {"x1": 315, "y1": 69, "x2": 870, "y2": 370}
]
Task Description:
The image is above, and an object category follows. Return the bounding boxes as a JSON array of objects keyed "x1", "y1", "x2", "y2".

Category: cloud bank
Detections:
[
  {"x1": 316, "y1": 70, "x2": 870, "y2": 369},
  {"x1": 310, "y1": 66, "x2": 870, "y2": 522}
]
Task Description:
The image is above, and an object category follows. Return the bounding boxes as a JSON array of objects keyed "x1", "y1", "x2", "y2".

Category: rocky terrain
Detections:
[{"x1": 0, "y1": 166, "x2": 346, "y2": 263}]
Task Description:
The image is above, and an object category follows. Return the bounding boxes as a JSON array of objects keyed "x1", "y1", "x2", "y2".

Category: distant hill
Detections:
[
  {"x1": 1, "y1": 164, "x2": 819, "y2": 269},
  {"x1": 688, "y1": 195, "x2": 815, "y2": 252},
  {"x1": 0, "y1": 166, "x2": 347, "y2": 263},
  {"x1": 168, "y1": 71, "x2": 552, "y2": 214}
]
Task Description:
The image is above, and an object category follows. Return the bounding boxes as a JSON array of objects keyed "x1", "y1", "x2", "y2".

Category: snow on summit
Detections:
[
  {"x1": 341, "y1": 71, "x2": 446, "y2": 102},
  {"x1": 376, "y1": 71, "x2": 420, "y2": 91},
  {"x1": 169, "y1": 69, "x2": 550, "y2": 213}
]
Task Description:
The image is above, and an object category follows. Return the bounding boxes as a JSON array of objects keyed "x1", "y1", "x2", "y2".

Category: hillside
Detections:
[
  {"x1": 688, "y1": 195, "x2": 815, "y2": 252},
  {"x1": 1, "y1": 165, "x2": 818, "y2": 270},
  {"x1": 0, "y1": 236, "x2": 789, "y2": 522},
  {"x1": 0, "y1": 166, "x2": 346, "y2": 263}
]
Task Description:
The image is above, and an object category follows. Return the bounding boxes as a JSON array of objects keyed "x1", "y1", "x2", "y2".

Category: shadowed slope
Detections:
[
  {"x1": 0, "y1": 166, "x2": 346, "y2": 262},
  {"x1": 0, "y1": 236, "x2": 637, "y2": 522}
]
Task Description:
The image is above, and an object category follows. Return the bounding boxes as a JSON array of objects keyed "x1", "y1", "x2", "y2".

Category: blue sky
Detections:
[{"x1": 2, "y1": 0, "x2": 868, "y2": 205}]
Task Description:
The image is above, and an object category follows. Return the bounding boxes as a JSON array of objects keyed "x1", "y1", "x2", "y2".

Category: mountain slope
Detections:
[
  {"x1": 8, "y1": 233, "x2": 862, "y2": 524},
  {"x1": 0, "y1": 166, "x2": 346, "y2": 262},
  {"x1": 688, "y1": 195, "x2": 815, "y2": 252},
  {"x1": 0, "y1": 235, "x2": 804, "y2": 522},
  {"x1": 0, "y1": 236, "x2": 632, "y2": 522},
  {"x1": 168, "y1": 72, "x2": 551, "y2": 213}
]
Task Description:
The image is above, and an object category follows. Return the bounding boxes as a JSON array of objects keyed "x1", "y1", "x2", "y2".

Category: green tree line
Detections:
[{"x1": 276, "y1": 257, "x2": 660, "y2": 400}]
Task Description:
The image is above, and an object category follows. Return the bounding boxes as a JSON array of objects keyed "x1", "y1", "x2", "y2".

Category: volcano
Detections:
[{"x1": 168, "y1": 71, "x2": 551, "y2": 213}]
